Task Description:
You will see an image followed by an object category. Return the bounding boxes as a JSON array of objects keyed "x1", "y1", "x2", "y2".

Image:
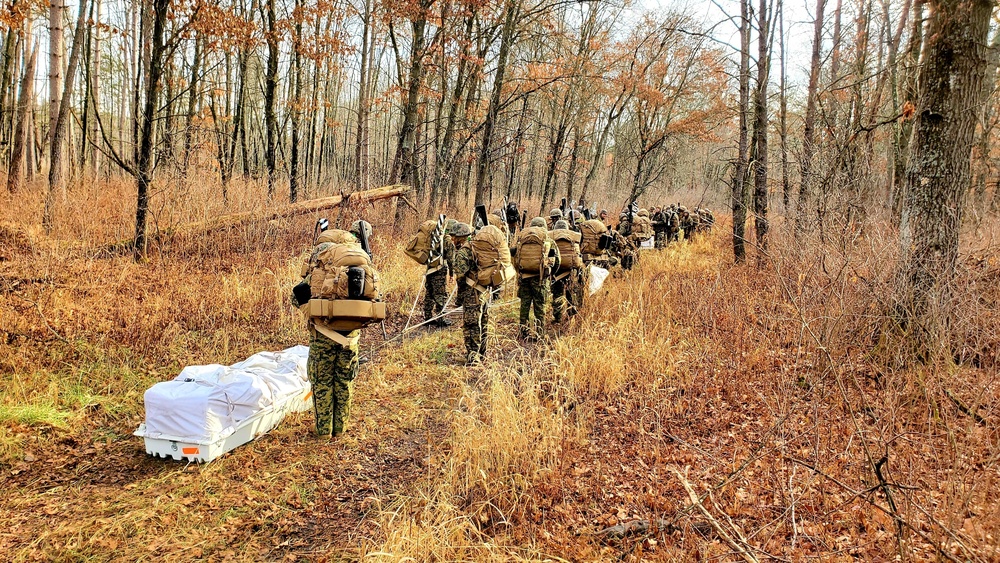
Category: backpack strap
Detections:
[
  {"x1": 553, "y1": 271, "x2": 572, "y2": 282},
  {"x1": 464, "y1": 276, "x2": 488, "y2": 293},
  {"x1": 311, "y1": 321, "x2": 360, "y2": 348}
]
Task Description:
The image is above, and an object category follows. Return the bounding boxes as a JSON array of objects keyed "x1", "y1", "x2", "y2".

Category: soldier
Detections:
[
  {"x1": 697, "y1": 207, "x2": 715, "y2": 233},
  {"x1": 650, "y1": 206, "x2": 665, "y2": 249},
  {"x1": 678, "y1": 206, "x2": 694, "y2": 241},
  {"x1": 547, "y1": 208, "x2": 563, "y2": 229},
  {"x1": 514, "y1": 217, "x2": 559, "y2": 340},
  {"x1": 299, "y1": 223, "x2": 369, "y2": 438},
  {"x1": 665, "y1": 204, "x2": 680, "y2": 242},
  {"x1": 599, "y1": 209, "x2": 610, "y2": 227},
  {"x1": 424, "y1": 218, "x2": 456, "y2": 327},
  {"x1": 550, "y1": 219, "x2": 583, "y2": 323},
  {"x1": 451, "y1": 222, "x2": 489, "y2": 365}
]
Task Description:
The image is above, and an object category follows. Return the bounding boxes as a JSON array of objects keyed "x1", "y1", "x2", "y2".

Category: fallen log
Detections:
[{"x1": 99, "y1": 184, "x2": 410, "y2": 255}]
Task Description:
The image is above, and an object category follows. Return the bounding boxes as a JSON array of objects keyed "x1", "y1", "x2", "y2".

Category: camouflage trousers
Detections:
[
  {"x1": 654, "y1": 230, "x2": 668, "y2": 249},
  {"x1": 424, "y1": 267, "x2": 449, "y2": 320},
  {"x1": 551, "y1": 271, "x2": 581, "y2": 322},
  {"x1": 620, "y1": 248, "x2": 638, "y2": 270},
  {"x1": 307, "y1": 329, "x2": 359, "y2": 436},
  {"x1": 518, "y1": 275, "x2": 549, "y2": 337},
  {"x1": 460, "y1": 286, "x2": 490, "y2": 362}
]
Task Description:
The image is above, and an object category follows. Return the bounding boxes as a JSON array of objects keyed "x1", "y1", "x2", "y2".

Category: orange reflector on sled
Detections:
[{"x1": 182, "y1": 447, "x2": 200, "y2": 455}]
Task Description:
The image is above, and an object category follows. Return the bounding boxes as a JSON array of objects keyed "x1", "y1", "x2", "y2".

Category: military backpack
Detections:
[
  {"x1": 550, "y1": 228, "x2": 584, "y2": 272},
  {"x1": 403, "y1": 219, "x2": 443, "y2": 266},
  {"x1": 300, "y1": 229, "x2": 386, "y2": 333},
  {"x1": 580, "y1": 219, "x2": 610, "y2": 256},
  {"x1": 513, "y1": 226, "x2": 552, "y2": 277},
  {"x1": 468, "y1": 225, "x2": 516, "y2": 289}
]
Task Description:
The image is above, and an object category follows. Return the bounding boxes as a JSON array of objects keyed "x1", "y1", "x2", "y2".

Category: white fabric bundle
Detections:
[
  {"x1": 141, "y1": 346, "x2": 310, "y2": 444},
  {"x1": 588, "y1": 264, "x2": 610, "y2": 296}
]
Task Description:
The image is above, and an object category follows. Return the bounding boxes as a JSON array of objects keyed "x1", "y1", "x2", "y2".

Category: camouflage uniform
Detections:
[
  {"x1": 652, "y1": 208, "x2": 669, "y2": 249},
  {"x1": 423, "y1": 235, "x2": 455, "y2": 322},
  {"x1": 453, "y1": 240, "x2": 489, "y2": 363},
  {"x1": 307, "y1": 329, "x2": 359, "y2": 436},
  {"x1": 518, "y1": 277, "x2": 548, "y2": 337}
]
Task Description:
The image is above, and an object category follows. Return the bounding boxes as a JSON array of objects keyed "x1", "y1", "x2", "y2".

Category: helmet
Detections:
[
  {"x1": 549, "y1": 208, "x2": 563, "y2": 219},
  {"x1": 638, "y1": 208, "x2": 649, "y2": 217},
  {"x1": 599, "y1": 209, "x2": 608, "y2": 218},
  {"x1": 450, "y1": 222, "x2": 472, "y2": 238},
  {"x1": 350, "y1": 220, "x2": 372, "y2": 240},
  {"x1": 445, "y1": 218, "x2": 458, "y2": 232},
  {"x1": 529, "y1": 217, "x2": 547, "y2": 228},
  {"x1": 553, "y1": 219, "x2": 569, "y2": 230},
  {"x1": 679, "y1": 206, "x2": 688, "y2": 213}
]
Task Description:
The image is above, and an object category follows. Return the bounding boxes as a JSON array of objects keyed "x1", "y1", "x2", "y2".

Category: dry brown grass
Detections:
[{"x1": 2, "y1": 174, "x2": 999, "y2": 561}]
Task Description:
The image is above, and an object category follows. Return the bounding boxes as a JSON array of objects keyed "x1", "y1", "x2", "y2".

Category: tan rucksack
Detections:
[
  {"x1": 550, "y1": 228, "x2": 583, "y2": 272},
  {"x1": 304, "y1": 230, "x2": 385, "y2": 331},
  {"x1": 403, "y1": 219, "x2": 441, "y2": 265},
  {"x1": 632, "y1": 216, "x2": 653, "y2": 240},
  {"x1": 514, "y1": 226, "x2": 551, "y2": 276},
  {"x1": 580, "y1": 219, "x2": 608, "y2": 255},
  {"x1": 469, "y1": 224, "x2": 516, "y2": 288}
]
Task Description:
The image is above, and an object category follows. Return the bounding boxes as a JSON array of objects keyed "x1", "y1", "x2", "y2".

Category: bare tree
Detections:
[{"x1": 897, "y1": 0, "x2": 993, "y2": 359}]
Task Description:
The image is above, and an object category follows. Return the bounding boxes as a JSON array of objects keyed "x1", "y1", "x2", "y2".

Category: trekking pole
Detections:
[{"x1": 402, "y1": 280, "x2": 426, "y2": 336}]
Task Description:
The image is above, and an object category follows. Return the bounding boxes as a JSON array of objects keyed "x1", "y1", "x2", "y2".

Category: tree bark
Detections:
[
  {"x1": 289, "y1": 0, "x2": 303, "y2": 203},
  {"x1": 133, "y1": 0, "x2": 170, "y2": 261},
  {"x1": 48, "y1": 0, "x2": 65, "y2": 144},
  {"x1": 733, "y1": 0, "x2": 752, "y2": 263},
  {"x1": 897, "y1": 0, "x2": 993, "y2": 359},
  {"x1": 796, "y1": 0, "x2": 826, "y2": 237},
  {"x1": 263, "y1": 0, "x2": 279, "y2": 200},
  {"x1": 474, "y1": 0, "x2": 518, "y2": 206},
  {"x1": 778, "y1": 0, "x2": 790, "y2": 211},
  {"x1": 753, "y1": 0, "x2": 770, "y2": 254},
  {"x1": 44, "y1": 0, "x2": 88, "y2": 234},
  {"x1": 7, "y1": 34, "x2": 36, "y2": 193}
]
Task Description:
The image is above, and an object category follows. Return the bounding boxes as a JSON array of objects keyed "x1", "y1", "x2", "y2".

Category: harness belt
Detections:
[{"x1": 311, "y1": 321, "x2": 360, "y2": 348}]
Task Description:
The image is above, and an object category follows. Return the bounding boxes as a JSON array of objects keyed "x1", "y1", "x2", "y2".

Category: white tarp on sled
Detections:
[{"x1": 135, "y1": 346, "x2": 312, "y2": 462}]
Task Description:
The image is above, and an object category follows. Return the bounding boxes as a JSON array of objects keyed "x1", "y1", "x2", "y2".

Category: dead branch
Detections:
[
  {"x1": 671, "y1": 467, "x2": 759, "y2": 563},
  {"x1": 944, "y1": 389, "x2": 987, "y2": 425},
  {"x1": 595, "y1": 518, "x2": 677, "y2": 539},
  {"x1": 98, "y1": 184, "x2": 411, "y2": 255},
  {"x1": 788, "y1": 457, "x2": 976, "y2": 563}
]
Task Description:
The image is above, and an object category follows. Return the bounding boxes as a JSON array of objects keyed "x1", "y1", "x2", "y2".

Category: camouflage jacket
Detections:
[
  {"x1": 443, "y1": 235, "x2": 457, "y2": 275},
  {"x1": 453, "y1": 242, "x2": 476, "y2": 282}
]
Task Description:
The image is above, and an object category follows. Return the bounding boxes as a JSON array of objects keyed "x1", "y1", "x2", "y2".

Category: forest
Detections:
[{"x1": 2, "y1": 0, "x2": 1000, "y2": 560}]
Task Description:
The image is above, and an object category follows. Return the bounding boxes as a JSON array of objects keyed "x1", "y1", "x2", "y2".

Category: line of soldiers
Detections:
[
  {"x1": 648, "y1": 204, "x2": 715, "y2": 249},
  {"x1": 297, "y1": 203, "x2": 716, "y2": 438}
]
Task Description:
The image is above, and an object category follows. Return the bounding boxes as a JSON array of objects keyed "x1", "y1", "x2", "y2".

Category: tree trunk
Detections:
[
  {"x1": 44, "y1": 0, "x2": 88, "y2": 234},
  {"x1": 393, "y1": 2, "x2": 429, "y2": 222},
  {"x1": 289, "y1": 0, "x2": 302, "y2": 203},
  {"x1": 733, "y1": 0, "x2": 752, "y2": 263},
  {"x1": 133, "y1": 0, "x2": 169, "y2": 261},
  {"x1": 7, "y1": 34, "x2": 36, "y2": 193},
  {"x1": 474, "y1": 0, "x2": 517, "y2": 206},
  {"x1": 778, "y1": 0, "x2": 790, "y2": 211},
  {"x1": 263, "y1": 0, "x2": 279, "y2": 200},
  {"x1": 897, "y1": 0, "x2": 993, "y2": 359},
  {"x1": 891, "y1": 0, "x2": 924, "y2": 223},
  {"x1": 355, "y1": 0, "x2": 372, "y2": 190},
  {"x1": 796, "y1": 0, "x2": 826, "y2": 237},
  {"x1": 48, "y1": 0, "x2": 65, "y2": 144},
  {"x1": 183, "y1": 32, "x2": 202, "y2": 170},
  {"x1": 753, "y1": 0, "x2": 770, "y2": 254}
]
